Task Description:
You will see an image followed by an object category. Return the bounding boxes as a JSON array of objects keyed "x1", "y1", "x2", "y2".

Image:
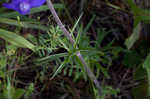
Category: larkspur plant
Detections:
[{"x1": 3, "y1": 0, "x2": 46, "y2": 15}]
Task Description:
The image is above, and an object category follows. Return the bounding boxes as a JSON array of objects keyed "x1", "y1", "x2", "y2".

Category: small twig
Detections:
[
  {"x1": 46, "y1": 0, "x2": 102, "y2": 96},
  {"x1": 118, "y1": 69, "x2": 130, "y2": 88}
]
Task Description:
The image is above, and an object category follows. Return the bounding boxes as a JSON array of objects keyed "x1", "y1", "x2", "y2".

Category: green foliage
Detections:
[
  {"x1": 1, "y1": 78, "x2": 34, "y2": 99},
  {"x1": 123, "y1": 50, "x2": 142, "y2": 67},
  {"x1": 125, "y1": 1, "x2": 150, "y2": 97},
  {"x1": 0, "y1": 50, "x2": 34, "y2": 99},
  {"x1": 125, "y1": 23, "x2": 142, "y2": 49},
  {"x1": 127, "y1": 0, "x2": 150, "y2": 26},
  {"x1": 1, "y1": 0, "x2": 146, "y2": 98},
  {"x1": 125, "y1": 0, "x2": 150, "y2": 49},
  {"x1": 143, "y1": 54, "x2": 150, "y2": 96},
  {"x1": 0, "y1": 29, "x2": 35, "y2": 51},
  {"x1": 26, "y1": 14, "x2": 122, "y2": 98},
  {"x1": 3, "y1": 77, "x2": 25, "y2": 99},
  {"x1": 0, "y1": 17, "x2": 48, "y2": 31},
  {"x1": 0, "y1": 4, "x2": 65, "y2": 51},
  {"x1": 92, "y1": 83, "x2": 120, "y2": 99},
  {"x1": 24, "y1": 83, "x2": 34, "y2": 99}
]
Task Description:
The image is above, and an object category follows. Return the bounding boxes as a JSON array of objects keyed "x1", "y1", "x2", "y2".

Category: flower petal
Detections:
[
  {"x1": 11, "y1": 0, "x2": 22, "y2": 4},
  {"x1": 18, "y1": 9, "x2": 30, "y2": 15},
  {"x1": 3, "y1": 0, "x2": 45, "y2": 15},
  {"x1": 18, "y1": 2, "x2": 31, "y2": 15},
  {"x1": 3, "y1": 2, "x2": 30, "y2": 15},
  {"x1": 3, "y1": 3, "x2": 16, "y2": 9},
  {"x1": 29, "y1": 0, "x2": 46, "y2": 7}
]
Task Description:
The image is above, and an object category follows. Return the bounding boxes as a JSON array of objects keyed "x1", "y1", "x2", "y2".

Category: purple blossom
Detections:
[{"x1": 3, "y1": 0, "x2": 46, "y2": 15}]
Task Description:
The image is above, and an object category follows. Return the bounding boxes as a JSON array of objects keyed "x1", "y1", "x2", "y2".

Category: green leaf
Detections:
[
  {"x1": 125, "y1": 23, "x2": 142, "y2": 49},
  {"x1": 134, "y1": 66, "x2": 146, "y2": 81},
  {"x1": 13, "y1": 88, "x2": 25, "y2": 99},
  {"x1": 143, "y1": 54, "x2": 150, "y2": 96},
  {"x1": 96, "y1": 29, "x2": 110, "y2": 46},
  {"x1": 0, "y1": 17, "x2": 48, "y2": 31},
  {"x1": 132, "y1": 80, "x2": 150, "y2": 99},
  {"x1": 0, "y1": 55, "x2": 7, "y2": 69},
  {"x1": 71, "y1": 13, "x2": 83, "y2": 43},
  {"x1": 83, "y1": 14, "x2": 96, "y2": 34},
  {"x1": 127, "y1": 0, "x2": 150, "y2": 26},
  {"x1": 127, "y1": 0, "x2": 143, "y2": 15},
  {"x1": 143, "y1": 55, "x2": 150, "y2": 68},
  {"x1": 105, "y1": 0, "x2": 122, "y2": 10},
  {"x1": 24, "y1": 83, "x2": 34, "y2": 99},
  {"x1": 0, "y1": 29, "x2": 35, "y2": 51},
  {"x1": 136, "y1": 16, "x2": 150, "y2": 24},
  {"x1": 35, "y1": 53, "x2": 68, "y2": 62},
  {"x1": 123, "y1": 50, "x2": 141, "y2": 68},
  {"x1": 51, "y1": 60, "x2": 67, "y2": 79}
]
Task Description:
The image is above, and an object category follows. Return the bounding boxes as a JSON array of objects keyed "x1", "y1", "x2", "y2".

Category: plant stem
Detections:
[{"x1": 46, "y1": 0, "x2": 102, "y2": 96}]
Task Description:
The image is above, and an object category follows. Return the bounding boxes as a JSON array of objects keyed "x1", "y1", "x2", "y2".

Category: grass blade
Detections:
[
  {"x1": 125, "y1": 23, "x2": 142, "y2": 49},
  {"x1": 143, "y1": 54, "x2": 150, "y2": 96},
  {"x1": 0, "y1": 17, "x2": 48, "y2": 31},
  {"x1": 0, "y1": 28, "x2": 35, "y2": 51}
]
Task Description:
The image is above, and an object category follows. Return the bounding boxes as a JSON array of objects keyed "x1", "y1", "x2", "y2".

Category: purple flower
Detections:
[{"x1": 3, "y1": 0, "x2": 46, "y2": 15}]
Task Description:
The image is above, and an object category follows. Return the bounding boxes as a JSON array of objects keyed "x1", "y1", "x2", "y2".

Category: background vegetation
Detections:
[{"x1": 0, "y1": 0, "x2": 150, "y2": 99}]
